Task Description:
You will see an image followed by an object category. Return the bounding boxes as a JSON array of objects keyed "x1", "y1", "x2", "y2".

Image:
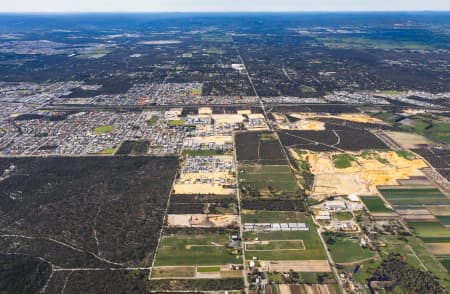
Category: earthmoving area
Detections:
[{"x1": 292, "y1": 149, "x2": 428, "y2": 199}]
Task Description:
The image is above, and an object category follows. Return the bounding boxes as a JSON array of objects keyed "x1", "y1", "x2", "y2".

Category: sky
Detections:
[{"x1": 1, "y1": 0, "x2": 449, "y2": 13}]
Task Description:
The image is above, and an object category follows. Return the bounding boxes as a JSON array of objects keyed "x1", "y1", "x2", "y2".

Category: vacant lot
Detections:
[
  {"x1": 116, "y1": 140, "x2": 149, "y2": 155},
  {"x1": 380, "y1": 187, "x2": 450, "y2": 208},
  {"x1": 154, "y1": 231, "x2": 241, "y2": 266},
  {"x1": 0, "y1": 157, "x2": 178, "y2": 268},
  {"x1": 235, "y1": 132, "x2": 287, "y2": 165},
  {"x1": 239, "y1": 165, "x2": 300, "y2": 199}
]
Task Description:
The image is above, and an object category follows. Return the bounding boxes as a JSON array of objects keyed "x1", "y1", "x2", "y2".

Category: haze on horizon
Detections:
[{"x1": 1, "y1": 0, "x2": 450, "y2": 13}]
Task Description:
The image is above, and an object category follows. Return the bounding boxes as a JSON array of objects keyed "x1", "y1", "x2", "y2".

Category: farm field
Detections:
[
  {"x1": 380, "y1": 188, "x2": 450, "y2": 208},
  {"x1": 154, "y1": 231, "x2": 242, "y2": 266},
  {"x1": 407, "y1": 222, "x2": 450, "y2": 239},
  {"x1": 239, "y1": 165, "x2": 300, "y2": 199},
  {"x1": 360, "y1": 195, "x2": 394, "y2": 213}
]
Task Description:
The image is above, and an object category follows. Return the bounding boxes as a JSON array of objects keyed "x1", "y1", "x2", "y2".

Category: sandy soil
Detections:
[
  {"x1": 289, "y1": 112, "x2": 385, "y2": 124},
  {"x1": 302, "y1": 151, "x2": 428, "y2": 197},
  {"x1": 173, "y1": 183, "x2": 235, "y2": 195},
  {"x1": 424, "y1": 243, "x2": 450, "y2": 255},
  {"x1": 167, "y1": 214, "x2": 239, "y2": 228},
  {"x1": 260, "y1": 260, "x2": 331, "y2": 272}
]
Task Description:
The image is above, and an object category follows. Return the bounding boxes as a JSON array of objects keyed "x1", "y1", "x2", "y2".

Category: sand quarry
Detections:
[
  {"x1": 288, "y1": 112, "x2": 386, "y2": 125},
  {"x1": 293, "y1": 150, "x2": 428, "y2": 198}
]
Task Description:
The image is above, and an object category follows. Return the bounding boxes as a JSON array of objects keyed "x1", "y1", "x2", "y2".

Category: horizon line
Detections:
[{"x1": 1, "y1": 10, "x2": 449, "y2": 14}]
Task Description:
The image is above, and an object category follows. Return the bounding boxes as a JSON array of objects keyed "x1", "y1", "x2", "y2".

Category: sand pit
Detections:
[
  {"x1": 289, "y1": 112, "x2": 385, "y2": 125},
  {"x1": 384, "y1": 131, "x2": 430, "y2": 148},
  {"x1": 300, "y1": 151, "x2": 429, "y2": 198},
  {"x1": 167, "y1": 214, "x2": 239, "y2": 228},
  {"x1": 260, "y1": 260, "x2": 331, "y2": 272}
]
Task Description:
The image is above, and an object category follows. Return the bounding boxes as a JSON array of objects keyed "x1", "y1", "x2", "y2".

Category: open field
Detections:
[
  {"x1": 380, "y1": 188, "x2": 450, "y2": 208},
  {"x1": 0, "y1": 157, "x2": 178, "y2": 267},
  {"x1": 239, "y1": 165, "x2": 300, "y2": 199},
  {"x1": 324, "y1": 235, "x2": 376, "y2": 264},
  {"x1": 241, "y1": 211, "x2": 305, "y2": 223},
  {"x1": 154, "y1": 231, "x2": 241, "y2": 266},
  {"x1": 384, "y1": 131, "x2": 431, "y2": 149},
  {"x1": 243, "y1": 217, "x2": 327, "y2": 261},
  {"x1": 245, "y1": 240, "x2": 305, "y2": 251},
  {"x1": 92, "y1": 124, "x2": 114, "y2": 134}
]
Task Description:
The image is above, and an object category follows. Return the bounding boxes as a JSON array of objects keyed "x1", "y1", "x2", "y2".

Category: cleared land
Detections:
[
  {"x1": 239, "y1": 165, "x2": 300, "y2": 199},
  {"x1": 235, "y1": 132, "x2": 287, "y2": 165}
]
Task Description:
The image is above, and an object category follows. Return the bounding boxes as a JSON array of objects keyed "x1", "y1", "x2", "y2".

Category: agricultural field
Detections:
[
  {"x1": 407, "y1": 222, "x2": 450, "y2": 239},
  {"x1": 360, "y1": 195, "x2": 394, "y2": 213},
  {"x1": 380, "y1": 187, "x2": 450, "y2": 208},
  {"x1": 239, "y1": 165, "x2": 300, "y2": 199},
  {"x1": 235, "y1": 131, "x2": 287, "y2": 165}
]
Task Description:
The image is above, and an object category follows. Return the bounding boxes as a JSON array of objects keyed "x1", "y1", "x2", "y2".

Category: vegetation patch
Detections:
[
  {"x1": 332, "y1": 153, "x2": 356, "y2": 169},
  {"x1": 239, "y1": 165, "x2": 300, "y2": 200},
  {"x1": 93, "y1": 125, "x2": 114, "y2": 134}
]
